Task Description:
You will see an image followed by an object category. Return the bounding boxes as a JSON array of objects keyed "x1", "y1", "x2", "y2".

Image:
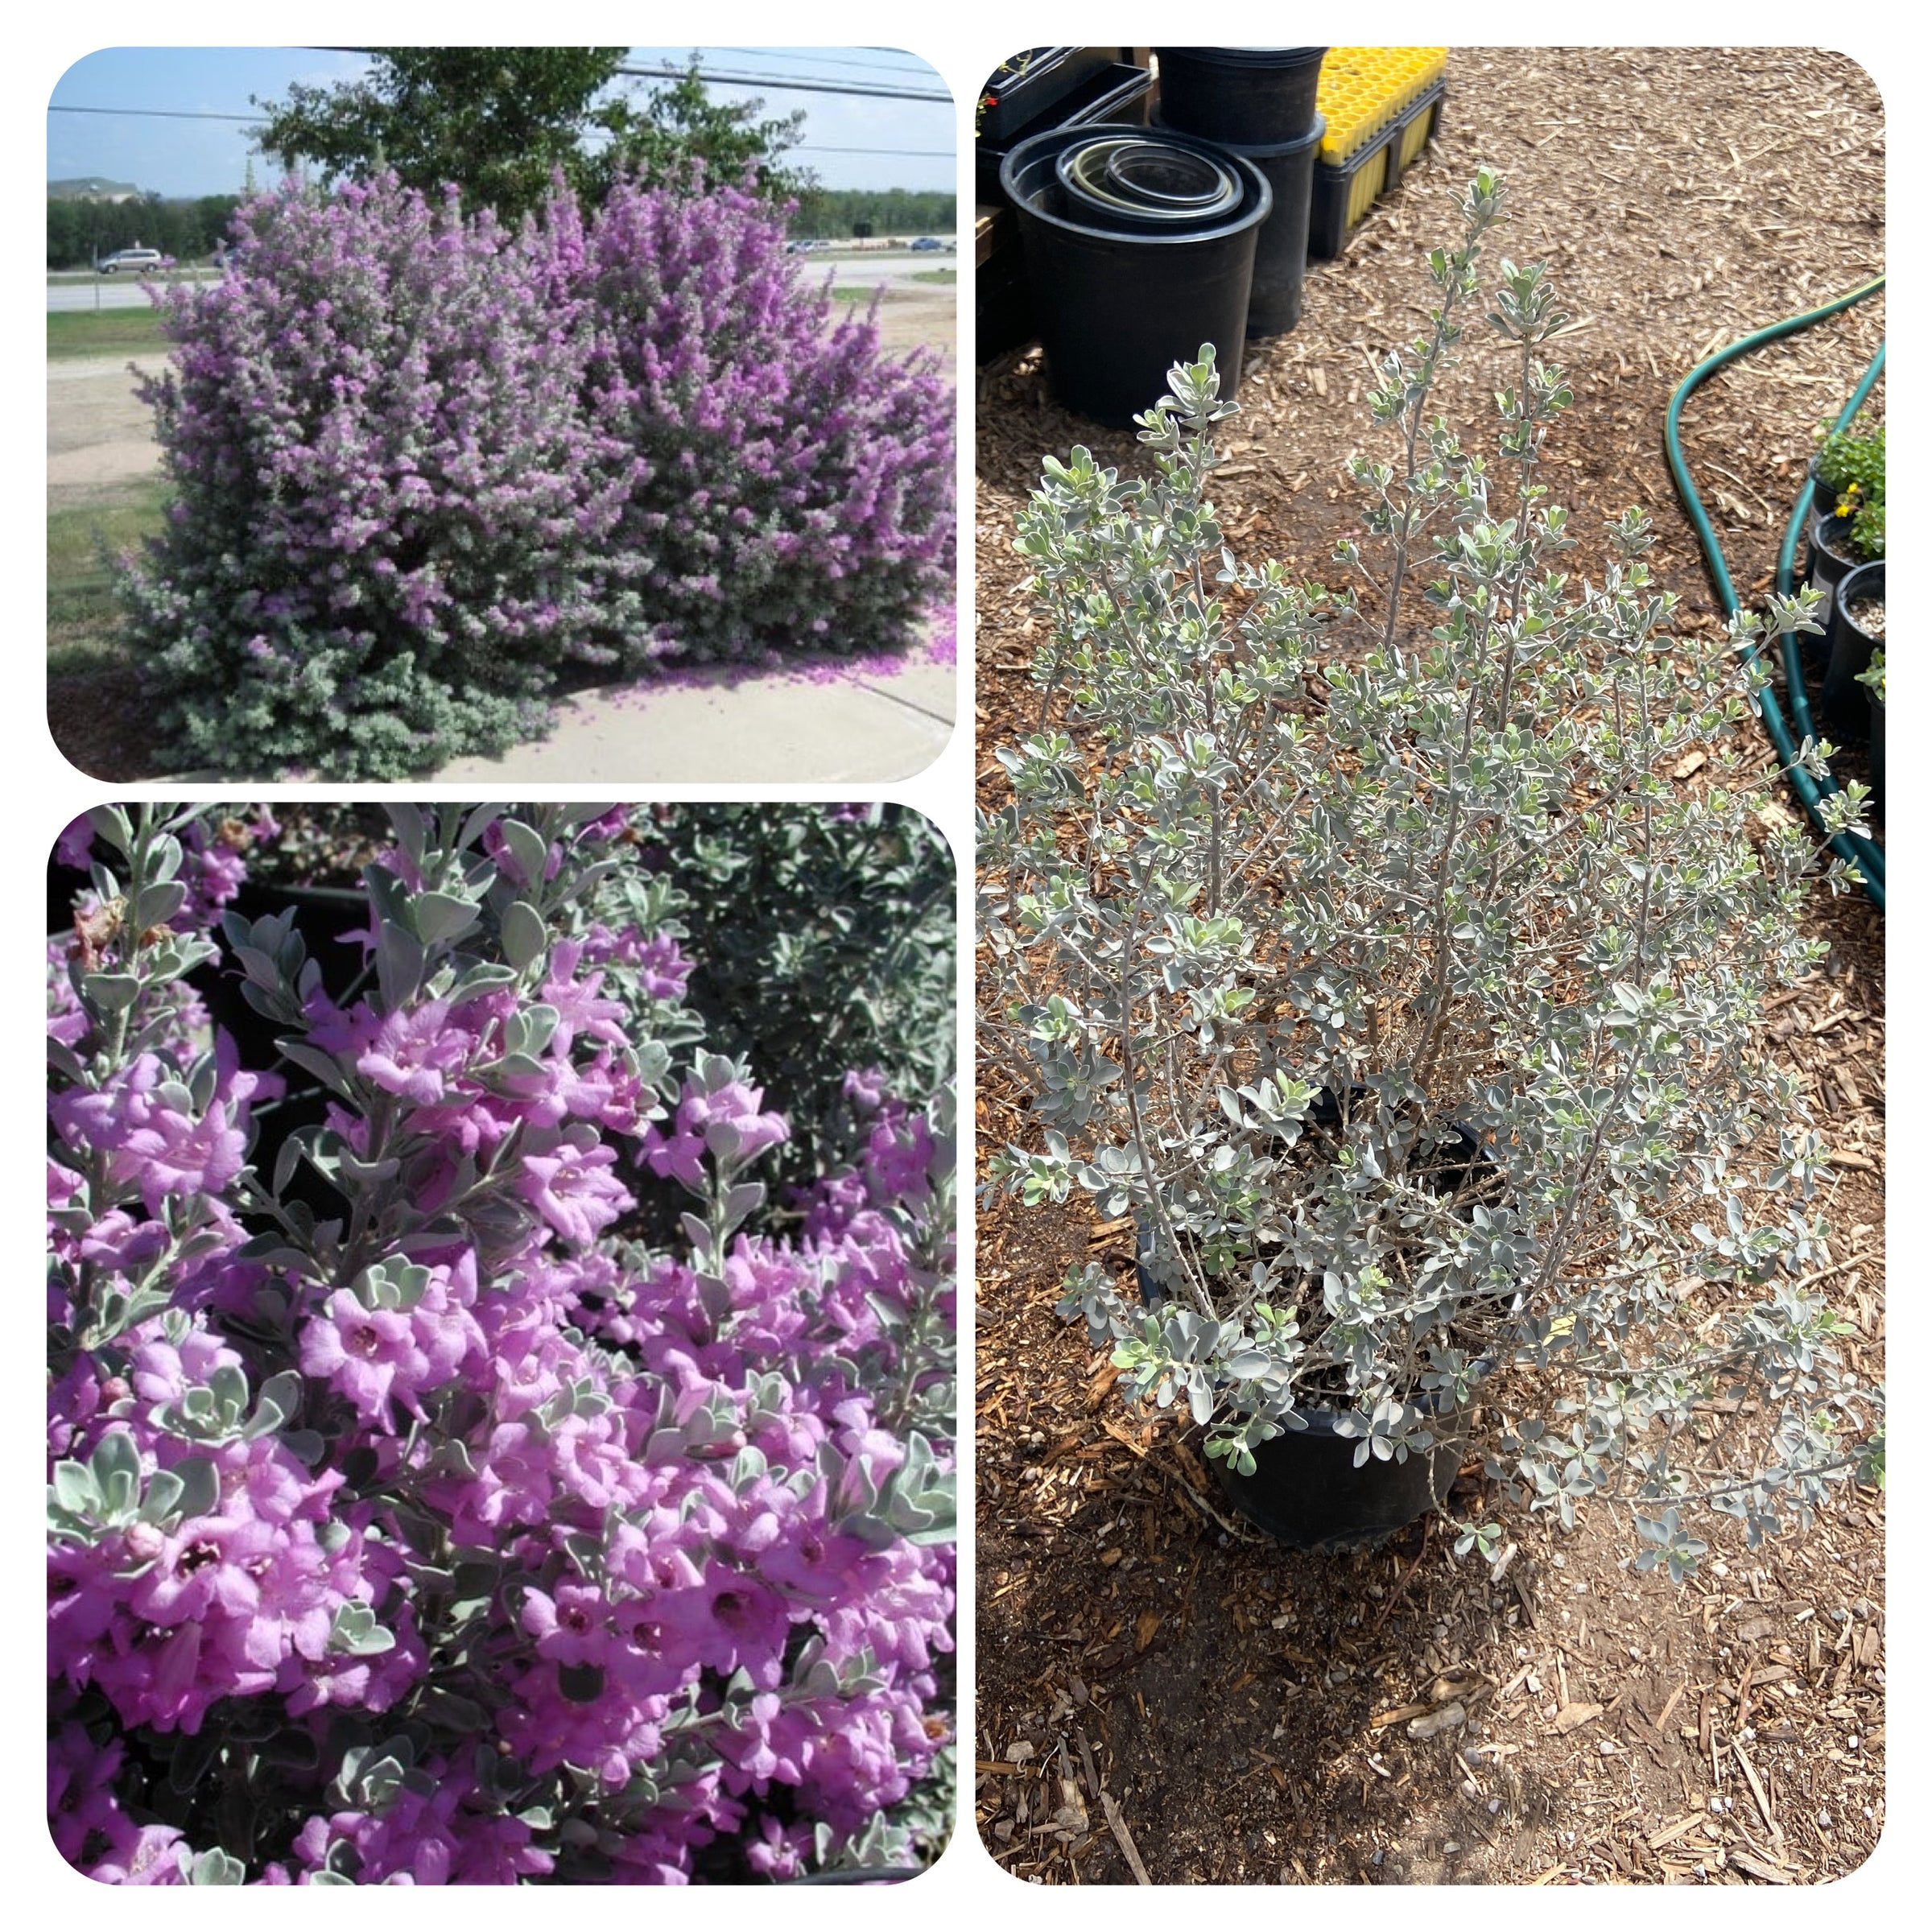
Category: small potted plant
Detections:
[
  {"x1": 980, "y1": 169, "x2": 1882, "y2": 1571},
  {"x1": 1808, "y1": 415, "x2": 1884, "y2": 604}
]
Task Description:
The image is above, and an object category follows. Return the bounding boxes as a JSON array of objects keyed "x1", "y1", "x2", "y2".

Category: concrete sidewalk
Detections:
[{"x1": 430, "y1": 654, "x2": 955, "y2": 784}]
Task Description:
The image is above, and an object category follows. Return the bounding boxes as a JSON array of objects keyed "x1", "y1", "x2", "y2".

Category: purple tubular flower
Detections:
[
  {"x1": 517, "y1": 1140, "x2": 630, "y2": 1246},
  {"x1": 644, "y1": 1077, "x2": 790, "y2": 1187},
  {"x1": 356, "y1": 998, "x2": 470, "y2": 1104},
  {"x1": 299, "y1": 1252, "x2": 485, "y2": 1429},
  {"x1": 55, "y1": 816, "x2": 97, "y2": 871},
  {"x1": 49, "y1": 1051, "x2": 279, "y2": 1218}
]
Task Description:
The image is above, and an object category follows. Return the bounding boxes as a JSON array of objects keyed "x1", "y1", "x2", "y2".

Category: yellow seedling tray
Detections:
[{"x1": 1316, "y1": 47, "x2": 1448, "y2": 163}]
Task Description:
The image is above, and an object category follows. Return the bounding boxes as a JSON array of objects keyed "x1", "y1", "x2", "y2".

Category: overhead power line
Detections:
[
  {"x1": 307, "y1": 47, "x2": 952, "y2": 105},
  {"x1": 799, "y1": 145, "x2": 952, "y2": 159},
  {"x1": 700, "y1": 47, "x2": 937, "y2": 79},
  {"x1": 614, "y1": 63, "x2": 950, "y2": 105},
  {"x1": 51, "y1": 104, "x2": 262, "y2": 123}
]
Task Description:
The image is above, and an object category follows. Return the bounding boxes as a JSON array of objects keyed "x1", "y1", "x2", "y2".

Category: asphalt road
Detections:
[
  {"x1": 797, "y1": 248, "x2": 957, "y2": 287},
  {"x1": 47, "y1": 278, "x2": 194, "y2": 312}
]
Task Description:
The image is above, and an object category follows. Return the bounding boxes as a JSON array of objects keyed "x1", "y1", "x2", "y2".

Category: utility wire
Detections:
[
  {"x1": 698, "y1": 47, "x2": 937, "y2": 78},
  {"x1": 613, "y1": 63, "x2": 950, "y2": 104},
  {"x1": 306, "y1": 47, "x2": 952, "y2": 104},
  {"x1": 799, "y1": 145, "x2": 952, "y2": 159},
  {"x1": 51, "y1": 105, "x2": 262, "y2": 123}
]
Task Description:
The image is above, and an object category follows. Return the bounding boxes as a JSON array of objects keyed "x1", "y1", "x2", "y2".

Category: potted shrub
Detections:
[
  {"x1": 980, "y1": 169, "x2": 1882, "y2": 1571},
  {"x1": 1807, "y1": 415, "x2": 1884, "y2": 602}
]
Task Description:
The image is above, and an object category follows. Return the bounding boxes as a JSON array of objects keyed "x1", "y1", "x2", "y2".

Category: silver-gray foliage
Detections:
[{"x1": 978, "y1": 170, "x2": 1882, "y2": 1574}]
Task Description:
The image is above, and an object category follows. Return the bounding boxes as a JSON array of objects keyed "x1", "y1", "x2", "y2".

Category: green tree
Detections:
[
  {"x1": 594, "y1": 64, "x2": 808, "y2": 204},
  {"x1": 786, "y1": 188, "x2": 956, "y2": 240},
  {"x1": 250, "y1": 47, "x2": 806, "y2": 222}
]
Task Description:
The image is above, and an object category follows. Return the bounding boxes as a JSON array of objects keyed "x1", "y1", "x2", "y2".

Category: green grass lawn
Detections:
[
  {"x1": 827, "y1": 270, "x2": 954, "y2": 302},
  {"x1": 47, "y1": 481, "x2": 169, "y2": 676},
  {"x1": 47, "y1": 308, "x2": 167, "y2": 361}
]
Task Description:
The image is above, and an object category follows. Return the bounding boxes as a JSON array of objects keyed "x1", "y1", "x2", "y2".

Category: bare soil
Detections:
[
  {"x1": 46, "y1": 356, "x2": 165, "y2": 492},
  {"x1": 874, "y1": 283, "x2": 956, "y2": 358},
  {"x1": 973, "y1": 46, "x2": 1885, "y2": 1888}
]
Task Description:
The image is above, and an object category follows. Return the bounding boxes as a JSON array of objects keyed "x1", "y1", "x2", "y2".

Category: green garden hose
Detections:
[{"x1": 1662, "y1": 276, "x2": 1885, "y2": 910}]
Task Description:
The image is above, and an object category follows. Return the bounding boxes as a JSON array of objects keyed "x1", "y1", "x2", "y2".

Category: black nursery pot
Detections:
[
  {"x1": 1213, "y1": 1388, "x2": 1477, "y2": 1554},
  {"x1": 1136, "y1": 1236, "x2": 1485, "y2": 1554},
  {"x1": 1002, "y1": 123, "x2": 1271, "y2": 428},
  {"x1": 1822, "y1": 558, "x2": 1884, "y2": 722},
  {"x1": 977, "y1": 47, "x2": 1117, "y2": 145},
  {"x1": 976, "y1": 56, "x2": 1154, "y2": 204},
  {"x1": 1806, "y1": 507, "x2": 1860, "y2": 606},
  {"x1": 1154, "y1": 110, "x2": 1326, "y2": 336},
  {"x1": 1154, "y1": 45, "x2": 1327, "y2": 146},
  {"x1": 1055, "y1": 136, "x2": 1245, "y2": 229}
]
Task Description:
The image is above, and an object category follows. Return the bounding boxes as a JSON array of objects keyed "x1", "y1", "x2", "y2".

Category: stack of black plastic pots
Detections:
[
  {"x1": 976, "y1": 47, "x2": 1156, "y2": 365},
  {"x1": 1001, "y1": 124, "x2": 1272, "y2": 428},
  {"x1": 1152, "y1": 45, "x2": 1327, "y2": 337}
]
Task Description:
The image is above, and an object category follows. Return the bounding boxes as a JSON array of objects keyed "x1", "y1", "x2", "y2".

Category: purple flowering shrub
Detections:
[
  {"x1": 124, "y1": 179, "x2": 631, "y2": 781},
  {"x1": 122, "y1": 172, "x2": 956, "y2": 779},
  {"x1": 47, "y1": 805, "x2": 955, "y2": 1884},
  {"x1": 546, "y1": 177, "x2": 956, "y2": 667}
]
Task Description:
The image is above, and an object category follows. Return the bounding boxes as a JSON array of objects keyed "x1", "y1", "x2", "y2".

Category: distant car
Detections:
[
  {"x1": 98, "y1": 248, "x2": 162, "y2": 275},
  {"x1": 909, "y1": 237, "x2": 943, "y2": 252}
]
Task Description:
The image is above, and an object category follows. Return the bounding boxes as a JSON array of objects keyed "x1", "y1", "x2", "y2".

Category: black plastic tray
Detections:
[
  {"x1": 977, "y1": 47, "x2": 1116, "y2": 145},
  {"x1": 977, "y1": 60, "x2": 1153, "y2": 202},
  {"x1": 1307, "y1": 80, "x2": 1446, "y2": 259}
]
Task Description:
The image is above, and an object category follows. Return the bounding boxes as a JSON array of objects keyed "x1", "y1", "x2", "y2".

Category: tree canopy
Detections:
[{"x1": 250, "y1": 48, "x2": 807, "y2": 221}]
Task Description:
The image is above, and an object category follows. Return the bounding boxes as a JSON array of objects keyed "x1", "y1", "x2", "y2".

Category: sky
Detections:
[{"x1": 47, "y1": 47, "x2": 955, "y2": 197}]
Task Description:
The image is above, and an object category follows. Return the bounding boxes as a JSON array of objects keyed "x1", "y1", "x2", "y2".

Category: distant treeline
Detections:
[
  {"x1": 47, "y1": 194, "x2": 244, "y2": 270},
  {"x1": 48, "y1": 184, "x2": 950, "y2": 267},
  {"x1": 788, "y1": 188, "x2": 955, "y2": 240}
]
